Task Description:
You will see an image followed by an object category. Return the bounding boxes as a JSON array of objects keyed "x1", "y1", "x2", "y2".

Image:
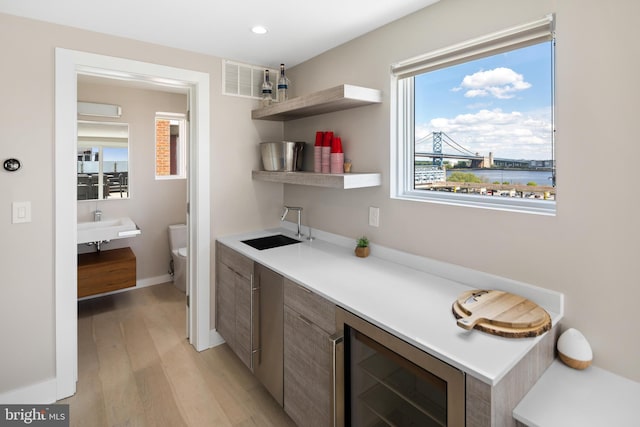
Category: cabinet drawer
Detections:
[
  {"x1": 217, "y1": 241, "x2": 253, "y2": 279},
  {"x1": 284, "y1": 306, "x2": 333, "y2": 427},
  {"x1": 284, "y1": 278, "x2": 336, "y2": 334}
]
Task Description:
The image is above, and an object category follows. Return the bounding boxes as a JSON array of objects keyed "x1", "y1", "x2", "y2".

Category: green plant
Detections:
[
  {"x1": 448, "y1": 171, "x2": 484, "y2": 183},
  {"x1": 356, "y1": 236, "x2": 369, "y2": 248},
  {"x1": 526, "y1": 181, "x2": 538, "y2": 186}
]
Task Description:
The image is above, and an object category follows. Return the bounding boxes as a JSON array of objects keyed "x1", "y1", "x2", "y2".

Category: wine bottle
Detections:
[
  {"x1": 261, "y1": 70, "x2": 273, "y2": 107},
  {"x1": 277, "y1": 63, "x2": 290, "y2": 102}
]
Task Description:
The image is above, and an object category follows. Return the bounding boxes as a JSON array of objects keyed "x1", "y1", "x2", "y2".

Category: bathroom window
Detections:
[
  {"x1": 155, "y1": 112, "x2": 187, "y2": 180},
  {"x1": 391, "y1": 15, "x2": 556, "y2": 215}
]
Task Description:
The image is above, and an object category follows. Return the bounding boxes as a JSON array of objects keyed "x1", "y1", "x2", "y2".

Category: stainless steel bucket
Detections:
[{"x1": 260, "y1": 141, "x2": 305, "y2": 171}]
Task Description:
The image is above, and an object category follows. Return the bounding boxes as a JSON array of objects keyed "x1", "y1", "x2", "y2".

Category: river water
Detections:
[{"x1": 446, "y1": 169, "x2": 554, "y2": 187}]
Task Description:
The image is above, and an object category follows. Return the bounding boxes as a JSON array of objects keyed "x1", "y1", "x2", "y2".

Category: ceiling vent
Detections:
[{"x1": 223, "y1": 60, "x2": 277, "y2": 101}]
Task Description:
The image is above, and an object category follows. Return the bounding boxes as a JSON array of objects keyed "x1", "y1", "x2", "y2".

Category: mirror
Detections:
[{"x1": 77, "y1": 121, "x2": 129, "y2": 200}]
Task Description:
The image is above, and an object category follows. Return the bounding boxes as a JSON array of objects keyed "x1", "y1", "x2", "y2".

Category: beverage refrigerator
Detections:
[{"x1": 334, "y1": 307, "x2": 465, "y2": 427}]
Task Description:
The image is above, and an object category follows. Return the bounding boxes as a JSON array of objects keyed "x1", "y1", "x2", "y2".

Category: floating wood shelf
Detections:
[
  {"x1": 251, "y1": 84, "x2": 382, "y2": 121},
  {"x1": 252, "y1": 171, "x2": 381, "y2": 189}
]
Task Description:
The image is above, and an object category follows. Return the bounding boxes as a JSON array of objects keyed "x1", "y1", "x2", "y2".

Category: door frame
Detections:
[{"x1": 54, "y1": 48, "x2": 211, "y2": 399}]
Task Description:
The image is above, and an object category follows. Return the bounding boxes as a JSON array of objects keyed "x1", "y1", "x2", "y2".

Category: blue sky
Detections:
[
  {"x1": 103, "y1": 147, "x2": 128, "y2": 162},
  {"x1": 414, "y1": 41, "x2": 553, "y2": 160}
]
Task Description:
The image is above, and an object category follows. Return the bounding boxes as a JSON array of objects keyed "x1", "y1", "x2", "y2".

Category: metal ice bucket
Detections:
[{"x1": 260, "y1": 141, "x2": 305, "y2": 171}]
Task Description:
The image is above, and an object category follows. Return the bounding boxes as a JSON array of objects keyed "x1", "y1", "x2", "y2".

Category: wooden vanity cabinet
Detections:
[
  {"x1": 283, "y1": 278, "x2": 338, "y2": 427},
  {"x1": 77, "y1": 247, "x2": 136, "y2": 298},
  {"x1": 215, "y1": 242, "x2": 254, "y2": 370}
]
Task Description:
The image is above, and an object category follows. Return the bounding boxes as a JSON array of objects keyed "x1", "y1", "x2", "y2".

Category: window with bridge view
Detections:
[{"x1": 392, "y1": 15, "x2": 556, "y2": 215}]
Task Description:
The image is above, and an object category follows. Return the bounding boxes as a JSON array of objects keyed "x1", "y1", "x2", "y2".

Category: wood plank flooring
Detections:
[{"x1": 59, "y1": 283, "x2": 296, "y2": 427}]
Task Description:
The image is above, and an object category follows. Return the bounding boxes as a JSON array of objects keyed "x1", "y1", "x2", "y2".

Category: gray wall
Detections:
[{"x1": 282, "y1": 0, "x2": 640, "y2": 381}]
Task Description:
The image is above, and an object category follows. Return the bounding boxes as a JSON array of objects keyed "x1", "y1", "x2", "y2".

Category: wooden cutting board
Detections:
[{"x1": 452, "y1": 289, "x2": 551, "y2": 338}]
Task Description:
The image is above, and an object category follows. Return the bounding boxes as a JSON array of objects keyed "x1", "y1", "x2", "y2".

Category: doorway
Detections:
[{"x1": 55, "y1": 49, "x2": 211, "y2": 400}]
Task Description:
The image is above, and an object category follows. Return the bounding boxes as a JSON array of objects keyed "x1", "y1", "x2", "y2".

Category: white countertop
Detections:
[
  {"x1": 513, "y1": 360, "x2": 640, "y2": 426},
  {"x1": 218, "y1": 225, "x2": 563, "y2": 386}
]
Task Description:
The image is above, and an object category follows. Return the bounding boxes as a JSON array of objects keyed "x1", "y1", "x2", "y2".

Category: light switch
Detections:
[
  {"x1": 368, "y1": 206, "x2": 380, "y2": 227},
  {"x1": 12, "y1": 201, "x2": 31, "y2": 224}
]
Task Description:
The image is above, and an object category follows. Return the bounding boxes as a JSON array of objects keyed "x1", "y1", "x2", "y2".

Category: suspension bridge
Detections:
[{"x1": 416, "y1": 131, "x2": 494, "y2": 168}]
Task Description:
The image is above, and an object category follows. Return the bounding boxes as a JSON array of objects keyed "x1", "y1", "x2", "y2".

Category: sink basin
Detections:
[
  {"x1": 77, "y1": 217, "x2": 141, "y2": 244},
  {"x1": 241, "y1": 234, "x2": 301, "y2": 250}
]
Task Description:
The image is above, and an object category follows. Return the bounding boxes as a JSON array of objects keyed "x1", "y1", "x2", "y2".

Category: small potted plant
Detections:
[{"x1": 355, "y1": 236, "x2": 370, "y2": 258}]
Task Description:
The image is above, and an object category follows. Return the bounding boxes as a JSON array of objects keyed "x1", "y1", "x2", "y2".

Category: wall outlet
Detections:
[{"x1": 369, "y1": 206, "x2": 380, "y2": 227}]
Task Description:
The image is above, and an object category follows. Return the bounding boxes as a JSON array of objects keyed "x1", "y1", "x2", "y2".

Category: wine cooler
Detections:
[{"x1": 335, "y1": 308, "x2": 465, "y2": 427}]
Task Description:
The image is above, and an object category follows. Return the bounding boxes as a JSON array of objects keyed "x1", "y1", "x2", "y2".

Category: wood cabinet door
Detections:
[
  {"x1": 284, "y1": 306, "x2": 334, "y2": 427},
  {"x1": 216, "y1": 262, "x2": 236, "y2": 351},
  {"x1": 216, "y1": 242, "x2": 256, "y2": 370},
  {"x1": 234, "y1": 273, "x2": 252, "y2": 370}
]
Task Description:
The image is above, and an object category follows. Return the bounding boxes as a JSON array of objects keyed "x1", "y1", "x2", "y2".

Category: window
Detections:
[
  {"x1": 155, "y1": 113, "x2": 187, "y2": 179},
  {"x1": 391, "y1": 15, "x2": 555, "y2": 215}
]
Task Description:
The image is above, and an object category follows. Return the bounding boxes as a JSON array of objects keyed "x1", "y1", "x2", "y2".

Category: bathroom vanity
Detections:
[{"x1": 77, "y1": 247, "x2": 136, "y2": 298}]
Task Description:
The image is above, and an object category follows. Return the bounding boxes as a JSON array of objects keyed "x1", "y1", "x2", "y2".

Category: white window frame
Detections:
[
  {"x1": 390, "y1": 14, "x2": 556, "y2": 216},
  {"x1": 155, "y1": 112, "x2": 187, "y2": 180}
]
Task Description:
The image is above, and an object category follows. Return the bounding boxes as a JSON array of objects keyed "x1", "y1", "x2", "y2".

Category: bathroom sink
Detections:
[
  {"x1": 241, "y1": 234, "x2": 301, "y2": 250},
  {"x1": 77, "y1": 217, "x2": 141, "y2": 244}
]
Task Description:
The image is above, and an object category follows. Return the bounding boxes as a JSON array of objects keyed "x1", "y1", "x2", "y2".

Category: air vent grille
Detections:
[{"x1": 223, "y1": 60, "x2": 277, "y2": 101}]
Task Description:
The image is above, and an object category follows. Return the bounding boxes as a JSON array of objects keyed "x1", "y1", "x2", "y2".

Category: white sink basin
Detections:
[{"x1": 77, "y1": 217, "x2": 141, "y2": 244}]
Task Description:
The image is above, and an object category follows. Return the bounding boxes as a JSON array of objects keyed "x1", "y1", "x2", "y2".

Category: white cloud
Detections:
[
  {"x1": 456, "y1": 67, "x2": 531, "y2": 99},
  {"x1": 416, "y1": 108, "x2": 552, "y2": 160}
]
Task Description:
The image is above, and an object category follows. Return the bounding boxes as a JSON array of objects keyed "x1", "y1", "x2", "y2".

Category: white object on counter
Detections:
[
  {"x1": 513, "y1": 360, "x2": 640, "y2": 427},
  {"x1": 557, "y1": 328, "x2": 592, "y2": 370}
]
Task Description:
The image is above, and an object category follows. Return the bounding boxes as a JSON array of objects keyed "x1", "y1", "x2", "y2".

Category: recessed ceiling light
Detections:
[{"x1": 251, "y1": 26, "x2": 268, "y2": 35}]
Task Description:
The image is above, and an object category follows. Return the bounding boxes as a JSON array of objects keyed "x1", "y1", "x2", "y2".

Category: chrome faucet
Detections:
[
  {"x1": 94, "y1": 209, "x2": 102, "y2": 222},
  {"x1": 281, "y1": 206, "x2": 304, "y2": 238}
]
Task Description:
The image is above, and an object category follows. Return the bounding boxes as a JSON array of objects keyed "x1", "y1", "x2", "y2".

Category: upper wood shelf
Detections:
[{"x1": 251, "y1": 84, "x2": 382, "y2": 121}]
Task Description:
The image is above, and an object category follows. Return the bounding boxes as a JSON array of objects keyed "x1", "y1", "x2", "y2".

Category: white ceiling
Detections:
[{"x1": 0, "y1": 0, "x2": 439, "y2": 68}]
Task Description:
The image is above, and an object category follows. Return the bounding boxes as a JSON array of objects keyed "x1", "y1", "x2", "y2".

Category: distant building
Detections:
[{"x1": 493, "y1": 159, "x2": 554, "y2": 169}]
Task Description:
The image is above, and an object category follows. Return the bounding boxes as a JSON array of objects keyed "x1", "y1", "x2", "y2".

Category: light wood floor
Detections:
[{"x1": 59, "y1": 283, "x2": 296, "y2": 427}]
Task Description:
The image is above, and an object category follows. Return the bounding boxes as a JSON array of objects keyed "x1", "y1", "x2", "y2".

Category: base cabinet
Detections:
[
  {"x1": 283, "y1": 278, "x2": 338, "y2": 427},
  {"x1": 215, "y1": 241, "x2": 556, "y2": 427}
]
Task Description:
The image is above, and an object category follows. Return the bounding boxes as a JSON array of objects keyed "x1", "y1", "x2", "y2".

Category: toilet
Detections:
[{"x1": 168, "y1": 224, "x2": 187, "y2": 293}]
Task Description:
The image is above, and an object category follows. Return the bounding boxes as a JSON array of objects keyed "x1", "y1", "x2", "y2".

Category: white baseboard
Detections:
[
  {"x1": 0, "y1": 378, "x2": 57, "y2": 404},
  {"x1": 209, "y1": 329, "x2": 225, "y2": 348}
]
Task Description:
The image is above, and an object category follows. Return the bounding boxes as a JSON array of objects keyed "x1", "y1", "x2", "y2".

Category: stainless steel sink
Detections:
[{"x1": 241, "y1": 234, "x2": 301, "y2": 250}]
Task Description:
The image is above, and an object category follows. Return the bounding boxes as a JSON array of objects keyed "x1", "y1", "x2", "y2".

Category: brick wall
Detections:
[{"x1": 156, "y1": 119, "x2": 170, "y2": 176}]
